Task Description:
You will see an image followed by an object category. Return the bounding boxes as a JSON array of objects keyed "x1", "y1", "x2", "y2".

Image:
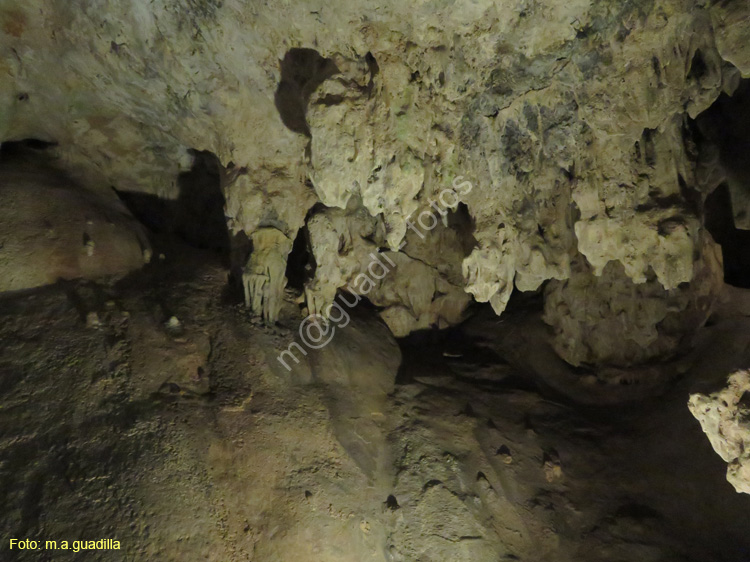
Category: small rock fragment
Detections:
[
  {"x1": 543, "y1": 449, "x2": 563, "y2": 482},
  {"x1": 86, "y1": 311, "x2": 101, "y2": 328}
]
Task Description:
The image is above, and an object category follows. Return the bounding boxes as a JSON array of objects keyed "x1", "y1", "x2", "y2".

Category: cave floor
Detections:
[{"x1": 1, "y1": 240, "x2": 749, "y2": 562}]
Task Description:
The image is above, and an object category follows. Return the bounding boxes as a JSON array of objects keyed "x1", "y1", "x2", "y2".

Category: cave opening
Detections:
[
  {"x1": 696, "y1": 77, "x2": 750, "y2": 287},
  {"x1": 285, "y1": 225, "x2": 314, "y2": 292},
  {"x1": 705, "y1": 182, "x2": 750, "y2": 288},
  {"x1": 116, "y1": 149, "x2": 231, "y2": 261},
  {"x1": 172, "y1": 150, "x2": 230, "y2": 255}
]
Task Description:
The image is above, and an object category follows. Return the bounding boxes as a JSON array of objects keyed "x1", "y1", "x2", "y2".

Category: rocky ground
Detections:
[{"x1": 1, "y1": 238, "x2": 750, "y2": 562}]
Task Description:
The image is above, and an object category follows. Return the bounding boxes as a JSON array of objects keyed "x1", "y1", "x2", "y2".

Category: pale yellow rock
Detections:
[
  {"x1": 243, "y1": 227, "x2": 293, "y2": 324},
  {"x1": 544, "y1": 235, "x2": 723, "y2": 367},
  {"x1": 305, "y1": 203, "x2": 471, "y2": 336},
  {"x1": 711, "y1": 0, "x2": 750, "y2": 77},
  {"x1": 689, "y1": 370, "x2": 750, "y2": 495}
]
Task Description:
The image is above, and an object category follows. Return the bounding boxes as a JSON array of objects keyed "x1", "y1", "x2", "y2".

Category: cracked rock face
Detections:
[
  {"x1": 1, "y1": 0, "x2": 749, "y2": 365},
  {"x1": 689, "y1": 370, "x2": 750, "y2": 495}
]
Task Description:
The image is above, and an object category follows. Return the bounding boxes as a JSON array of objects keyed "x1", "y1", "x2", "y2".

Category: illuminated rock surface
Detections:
[
  {"x1": 1, "y1": 1, "x2": 750, "y2": 560},
  {"x1": 1, "y1": 0, "x2": 748, "y2": 362}
]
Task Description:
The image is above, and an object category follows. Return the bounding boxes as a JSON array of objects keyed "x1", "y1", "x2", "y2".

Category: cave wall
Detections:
[{"x1": 1, "y1": 0, "x2": 749, "y2": 363}]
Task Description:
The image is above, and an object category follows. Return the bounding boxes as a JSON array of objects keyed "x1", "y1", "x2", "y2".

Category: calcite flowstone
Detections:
[{"x1": 689, "y1": 370, "x2": 750, "y2": 495}]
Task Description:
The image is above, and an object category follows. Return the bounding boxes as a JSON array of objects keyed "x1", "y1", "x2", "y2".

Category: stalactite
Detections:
[{"x1": 243, "y1": 227, "x2": 293, "y2": 324}]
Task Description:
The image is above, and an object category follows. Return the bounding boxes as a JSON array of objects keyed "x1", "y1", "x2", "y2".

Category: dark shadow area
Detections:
[
  {"x1": 111, "y1": 192, "x2": 169, "y2": 233},
  {"x1": 0, "y1": 140, "x2": 67, "y2": 180},
  {"x1": 705, "y1": 183, "x2": 750, "y2": 287},
  {"x1": 283, "y1": 202, "x2": 328, "y2": 294},
  {"x1": 449, "y1": 201, "x2": 478, "y2": 257},
  {"x1": 285, "y1": 226, "x2": 313, "y2": 292},
  {"x1": 172, "y1": 150, "x2": 230, "y2": 254},
  {"x1": 697, "y1": 77, "x2": 750, "y2": 175},
  {"x1": 394, "y1": 300, "x2": 528, "y2": 389},
  {"x1": 224, "y1": 230, "x2": 252, "y2": 304},
  {"x1": 695, "y1": 77, "x2": 750, "y2": 287},
  {"x1": 116, "y1": 149, "x2": 230, "y2": 263},
  {"x1": 687, "y1": 48, "x2": 708, "y2": 83},
  {"x1": 274, "y1": 48, "x2": 339, "y2": 136},
  {"x1": 0, "y1": 139, "x2": 58, "y2": 154}
]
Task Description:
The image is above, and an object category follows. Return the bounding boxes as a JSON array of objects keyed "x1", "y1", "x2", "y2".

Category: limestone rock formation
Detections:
[
  {"x1": 304, "y1": 200, "x2": 472, "y2": 336},
  {"x1": 1, "y1": 0, "x2": 749, "y2": 365},
  {"x1": 689, "y1": 370, "x2": 750, "y2": 495},
  {"x1": 243, "y1": 227, "x2": 293, "y2": 324},
  {"x1": 0, "y1": 145, "x2": 150, "y2": 292},
  {"x1": 4, "y1": 2, "x2": 750, "y2": 562},
  {"x1": 544, "y1": 234, "x2": 724, "y2": 367},
  {"x1": 307, "y1": 311, "x2": 399, "y2": 480}
]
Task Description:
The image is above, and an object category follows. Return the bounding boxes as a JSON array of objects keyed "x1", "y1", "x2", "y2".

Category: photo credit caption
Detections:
[{"x1": 9, "y1": 538, "x2": 121, "y2": 552}]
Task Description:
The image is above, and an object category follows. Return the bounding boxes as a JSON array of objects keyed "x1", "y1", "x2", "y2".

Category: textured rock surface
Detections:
[
  {"x1": 1, "y1": 0, "x2": 749, "y2": 363},
  {"x1": 689, "y1": 370, "x2": 750, "y2": 495},
  {"x1": 243, "y1": 227, "x2": 293, "y2": 323},
  {"x1": 304, "y1": 201, "x2": 472, "y2": 336},
  {"x1": 4, "y1": 3, "x2": 750, "y2": 559},
  {"x1": 0, "y1": 147, "x2": 150, "y2": 292},
  {"x1": 2, "y1": 251, "x2": 750, "y2": 562},
  {"x1": 544, "y1": 234, "x2": 723, "y2": 367}
]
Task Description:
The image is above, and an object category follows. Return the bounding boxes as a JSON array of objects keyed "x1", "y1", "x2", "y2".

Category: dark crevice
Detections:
[
  {"x1": 651, "y1": 56, "x2": 661, "y2": 83},
  {"x1": 641, "y1": 128, "x2": 657, "y2": 167},
  {"x1": 285, "y1": 226, "x2": 313, "y2": 292},
  {"x1": 687, "y1": 49, "x2": 708, "y2": 82},
  {"x1": 365, "y1": 51, "x2": 379, "y2": 95},
  {"x1": 1, "y1": 139, "x2": 58, "y2": 153},
  {"x1": 705, "y1": 183, "x2": 750, "y2": 288},
  {"x1": 116, "y1": 149, "x2": 230, "y2": 262},
  {"x1": 695, "y1": 77, "x2": 750, "y2": 287},
  {"x1": 449, "y1": 202, "x2": 478, "y2": 257},
  {"x1": 385, "y1": 495, "x2": 400, "y2": 511}
]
